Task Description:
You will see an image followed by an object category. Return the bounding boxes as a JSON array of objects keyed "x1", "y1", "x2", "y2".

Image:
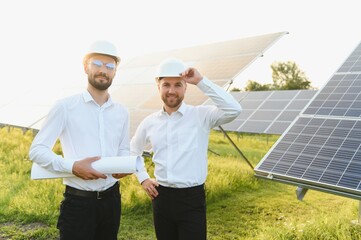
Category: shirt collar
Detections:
[
  {"x1": 177, "y1": 102, "x2": 187, "y2": 115},
  {"x1": 82, "y1": 91, "x2": 93, "y2": 103},
  {"x1": 160, "y1": 102, "x2": 187, "y2": 116},
  {"x1": 82, "y1": 91, "x2": 113, "y2": 107}
]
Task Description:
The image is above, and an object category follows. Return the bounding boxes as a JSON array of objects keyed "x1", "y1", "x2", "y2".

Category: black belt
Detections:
[
  {"x1": 65, "y1": 182, "x2": 119, "y2": 200},
  {"x1": 157, "y1": 184, "x2": 205, "y2": 196}
]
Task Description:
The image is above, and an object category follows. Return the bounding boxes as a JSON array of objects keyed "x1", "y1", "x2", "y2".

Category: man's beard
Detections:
[
  {"x1": 88, "y1": 73, "x2": 113, "y2": 90},
  {"x1": 162, "y1": 93, "x2": 183, "y2": 109}
]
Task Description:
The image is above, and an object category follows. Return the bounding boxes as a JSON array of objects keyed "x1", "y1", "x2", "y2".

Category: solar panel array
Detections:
[
  {"x1": 204, "y1": 89, "x2": 317, "y2": 134},
  {"x1": 254, "y1": 41, "x2": 361, "y2": 200},
  {"x1": 111, "y1": 32, "x2": 287, "y2": 136},
  {"x1": 0, "y1": 32, "x2": 287, "y2": 136}
]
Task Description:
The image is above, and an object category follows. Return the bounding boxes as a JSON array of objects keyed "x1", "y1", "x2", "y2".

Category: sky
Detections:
[{"x1": 1, "y1": 0, "x2": 361, "y2": 103}]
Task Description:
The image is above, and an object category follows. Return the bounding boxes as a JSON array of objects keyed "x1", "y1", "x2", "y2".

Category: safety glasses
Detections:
[{"x1": 90, "y1": 60, "x2": 116, "y2": 71}]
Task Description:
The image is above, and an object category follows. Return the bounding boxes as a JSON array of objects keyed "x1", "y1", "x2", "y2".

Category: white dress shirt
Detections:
[
  {"x1": 29, "y1": 91, "x2": 130, "y2": 191},
  {"x1": 131, "y1": 77, "x2": 242, "y2": 188}
]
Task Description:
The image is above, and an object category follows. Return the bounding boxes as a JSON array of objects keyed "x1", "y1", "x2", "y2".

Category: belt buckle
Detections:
[{"x1": 96, "y1": 191, "x2": 102, "y2": 200}]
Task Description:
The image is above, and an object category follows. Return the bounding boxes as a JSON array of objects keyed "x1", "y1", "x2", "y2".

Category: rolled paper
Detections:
[{"x1": 30, "y1": 156, "x2": 139, "y2": 180}]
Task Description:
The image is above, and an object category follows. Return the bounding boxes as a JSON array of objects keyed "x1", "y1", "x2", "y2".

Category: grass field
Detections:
[{"x1": 1, "y1": 127, "x2": 361, "y2": 239}]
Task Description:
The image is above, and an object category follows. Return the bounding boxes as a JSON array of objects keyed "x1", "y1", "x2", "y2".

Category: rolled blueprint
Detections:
[{"x1": 31, "y1": 156, "x2": 139, "y2": 180}]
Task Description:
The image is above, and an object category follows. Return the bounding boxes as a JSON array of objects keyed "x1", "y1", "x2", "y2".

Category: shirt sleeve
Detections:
[
  {"x1": 28, "y1": 101, "x2": 75, "y2": 173},
  {"x1": 130, "y1": 120, "x2": 151, "y2": 183},
  {"x1": 196, "y1": 77, "x2": 242, "y2": 129}
]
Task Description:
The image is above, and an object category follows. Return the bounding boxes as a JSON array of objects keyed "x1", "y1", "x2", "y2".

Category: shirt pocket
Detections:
[{"x1": 178, "y1": 128, "x2": 198, "y2": 152}]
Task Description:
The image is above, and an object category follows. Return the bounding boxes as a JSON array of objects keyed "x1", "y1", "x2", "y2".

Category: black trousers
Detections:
[
  {"x1": 57, "y1": 182, "x2": 121, "y2": 240},
  {"x1": 152, "y1": 184, "x2": 206, "y2": 240}
]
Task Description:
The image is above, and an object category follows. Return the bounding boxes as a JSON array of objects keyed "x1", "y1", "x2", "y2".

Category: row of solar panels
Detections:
[{"x1": 205, "y1": 89, "x2": 317, "y2": 134}]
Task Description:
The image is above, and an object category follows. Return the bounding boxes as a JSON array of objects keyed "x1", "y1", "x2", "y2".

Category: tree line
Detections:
[{"x1": 232, "y1": 61, "x2": 315, "y2": 92}]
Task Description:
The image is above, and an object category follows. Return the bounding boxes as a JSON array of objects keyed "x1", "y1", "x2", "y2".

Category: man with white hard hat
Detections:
[
  {"x1": 131, "y1": 57, "x2": 242, "y2": 239},
  {"x1": 29, "y1": 40, "x2": 130, "y2": 240}
]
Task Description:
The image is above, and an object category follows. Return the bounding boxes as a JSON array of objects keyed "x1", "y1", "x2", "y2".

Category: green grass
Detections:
[{"x1": 0, "y1": 127, "x2": 361, "y2": 239}]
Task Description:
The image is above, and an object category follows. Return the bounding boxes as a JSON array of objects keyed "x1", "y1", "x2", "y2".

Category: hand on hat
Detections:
[{"x1": 180, "y1": 67, "x2": 203, "y2": 85}]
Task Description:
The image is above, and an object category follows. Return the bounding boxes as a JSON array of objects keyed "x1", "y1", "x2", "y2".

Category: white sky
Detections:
[{"x1": 1, "y1": 0, "x2": 361, "y2": 102}]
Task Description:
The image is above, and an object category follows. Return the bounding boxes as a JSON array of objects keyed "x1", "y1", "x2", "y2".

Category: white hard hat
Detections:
[
  {"x1": 83, "y1": 40, "x2": 121, "y2": 64},
  {"x1": 155, "y1": 58, "x2": 187, "y2": 80}
]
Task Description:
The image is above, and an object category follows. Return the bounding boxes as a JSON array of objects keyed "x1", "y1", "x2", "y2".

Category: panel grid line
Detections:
[
  {"x1": 236, "y1": 91, "x2": 273, "y2": 131},
  {"x1": 264, "y1": 90, "x2": 302, "y2": 133},
  {"x1": 339, "y1": 143, "x2": 361, "y2": 189},
  {"x1": 316, "y1": 119, "x2": 355, "y2": 183}
]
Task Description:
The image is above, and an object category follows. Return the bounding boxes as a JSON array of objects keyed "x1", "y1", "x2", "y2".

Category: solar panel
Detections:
[
  {"x1": 209, "y1": 90, "x2": 317, "y2": 134},
  {"x1": 110, "y1": 32, "x2": 288, "y2": 136},
  {"x1": 0, "y1": 86, "x2": 83, "y2": 130},
  {"x1": 254, "y1": 41, "x2": 361, "y2": 200},
  {"x1": 0, "y1": 32, "x2": 287, "y2": 137}
]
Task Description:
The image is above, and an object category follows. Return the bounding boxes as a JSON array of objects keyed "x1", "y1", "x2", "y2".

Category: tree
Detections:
[
  {"x1": 243, "y1": 80, "x2": 272, "y2": 91},
  {"x1": 271, "y1": 61, "x2": 312, "y2": 90},
  {"x1": 230, "y1": 87, "x2": 242, "y2": 92}
]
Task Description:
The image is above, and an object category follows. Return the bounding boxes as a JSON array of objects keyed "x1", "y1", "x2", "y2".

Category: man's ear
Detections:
[
  {"x1": 84, "y1": 63, "x2": 89, "y2": 74},
  {"x1": 156, "y1": 79, "x2": 161, "y2": 91}
]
